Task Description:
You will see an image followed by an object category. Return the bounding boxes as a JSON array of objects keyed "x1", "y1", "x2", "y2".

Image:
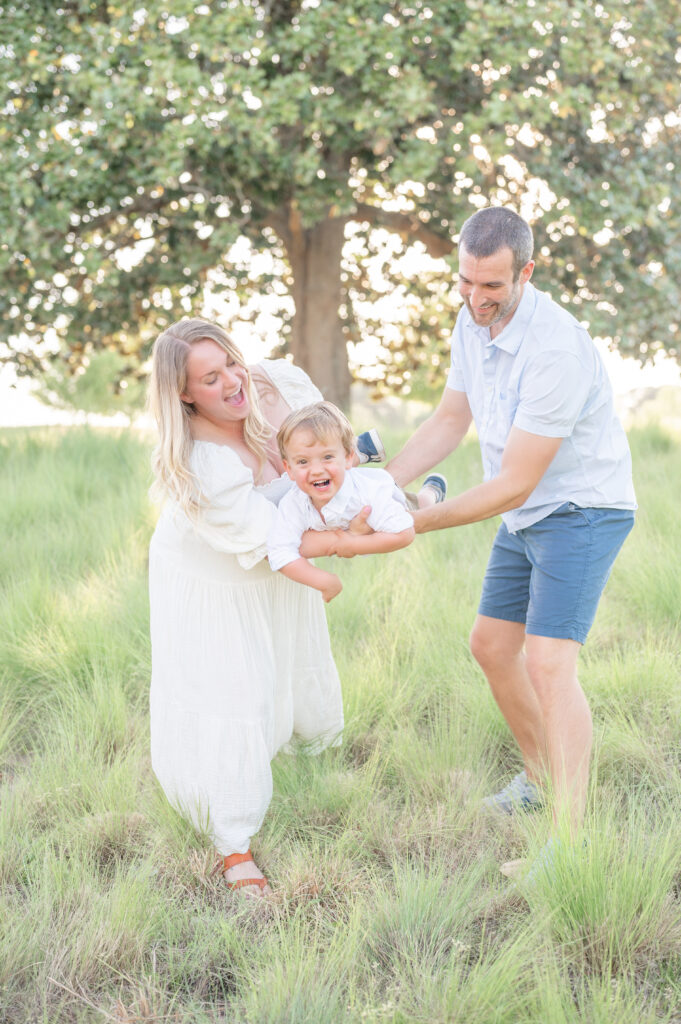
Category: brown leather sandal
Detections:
[{"x1": 220, "y1": 850, "x2": 269, "y2": 892}]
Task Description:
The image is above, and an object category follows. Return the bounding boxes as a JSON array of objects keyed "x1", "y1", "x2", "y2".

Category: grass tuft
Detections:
[{"x1": 2, "y1": 422, "x2": 681, "y2": 1022}]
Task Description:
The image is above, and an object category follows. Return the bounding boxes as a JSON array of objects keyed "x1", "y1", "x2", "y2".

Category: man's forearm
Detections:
[
  {"x1": 386, "y1": 417, "x2": 457, "y2": 488},
  {"x1": 385, "y1": 390, "x2": 473, "y2": 489},
  {"x1": 299, "y1": 530, "x2": 339, "y2": 558},
  {"x1": 411, "y1": 425, "x2": 564, "y2": 534},
  {"x1": 411, "y1": 472, "x2": 532, "y2": 534},
  {"x1": 335, "y1": 526, "x2": 415, "y2": 557}
]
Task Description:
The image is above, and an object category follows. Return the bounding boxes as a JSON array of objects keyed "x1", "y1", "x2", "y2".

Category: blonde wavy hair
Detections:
[{"x1": 148, "y1": 318, "x2": 272, "y2": 516}]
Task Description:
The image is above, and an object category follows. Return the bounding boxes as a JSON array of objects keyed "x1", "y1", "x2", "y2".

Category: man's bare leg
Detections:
[
  {"x1": 524, "y1": 634, "x2": 591, "y2": 832},
  {"x1": 469, "y1": 615, "x2": 547, "y2": 784}
]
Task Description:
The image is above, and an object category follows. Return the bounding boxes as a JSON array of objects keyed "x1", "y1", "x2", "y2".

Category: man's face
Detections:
[{"x1": 457, "y1": 245, "x2": 534, "y2": 336}]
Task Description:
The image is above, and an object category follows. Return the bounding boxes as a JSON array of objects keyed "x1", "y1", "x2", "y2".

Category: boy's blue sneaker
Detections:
[
  {"x1": 356, "y1": 429, "x2": 386, "y2": 464},
  {"x1": 422, "y1": 473, "x2": 447, "y2": 503},
  {"x1": 482, "y1": 770, "x2": 543, "y2": 816}
]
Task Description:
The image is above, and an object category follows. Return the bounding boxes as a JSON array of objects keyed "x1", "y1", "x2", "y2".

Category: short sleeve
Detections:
[
  {"x1": 258, "y1": 358, "x2": 324, "y2": 410},
  {"x1": 267, "y1": 491, "x2": 308, "y2": 571},
  {"x1": 190, "y1": 443, "x2": 276, "y2": 569},
  {"x1": 514, "y1": 351, "x2": 590, "y2": 438},
  {"x1": 446, "y1": 326, "x2": 467, "y2": 392}
]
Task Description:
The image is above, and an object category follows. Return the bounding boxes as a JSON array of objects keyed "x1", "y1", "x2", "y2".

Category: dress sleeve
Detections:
[
  {"x1": 267, "y1": 491, "x2": 308, "y2": 571},
  {"x1": 190, "y1": 443, "x2": 276, "y2": 570},
  {"x1": 258, "y1": 358, "x2": 324, "y2": 409}
]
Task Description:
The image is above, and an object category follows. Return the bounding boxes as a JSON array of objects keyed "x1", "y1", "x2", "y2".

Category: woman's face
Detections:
[{"x1": 181, "y1": 339, "x2": 250, "y2": 428}]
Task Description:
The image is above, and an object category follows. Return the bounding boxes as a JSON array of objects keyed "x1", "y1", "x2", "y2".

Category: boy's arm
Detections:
[
  {"x1": 279, "y1": 557, "x2": 343, "y2": 603},
  {"x1": 333, "y1": 525, "x2": 415, "y2": 558}
]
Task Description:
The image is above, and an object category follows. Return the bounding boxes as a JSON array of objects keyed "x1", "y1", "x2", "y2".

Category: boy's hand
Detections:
[{"x1": 322, "y1": 575, "x2": 343, "y2": 603}]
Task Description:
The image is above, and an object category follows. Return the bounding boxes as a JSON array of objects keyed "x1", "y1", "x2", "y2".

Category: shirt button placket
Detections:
[{"x1": 482, "y1": 344, "x2": 496, "y2": 441}]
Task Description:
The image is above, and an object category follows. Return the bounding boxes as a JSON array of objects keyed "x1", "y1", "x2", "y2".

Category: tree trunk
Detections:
[{"x1": 275, "y1": 205, "x2": 351, "y2": 408}]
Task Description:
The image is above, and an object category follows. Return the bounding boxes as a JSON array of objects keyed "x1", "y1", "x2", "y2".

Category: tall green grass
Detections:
[{"x1": 1, "y1": 423, "x2": 680, "y2": 1023}]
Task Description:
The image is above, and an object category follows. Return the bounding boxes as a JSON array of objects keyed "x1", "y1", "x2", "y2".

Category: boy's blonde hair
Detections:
[{"x1": 278, "y1": 401, "x2": 356, "y2": 461}]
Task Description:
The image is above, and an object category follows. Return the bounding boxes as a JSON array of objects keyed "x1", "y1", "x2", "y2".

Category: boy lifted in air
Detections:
[{"x1": 268, "y1": 402, "x2": 446, "y2": 602}]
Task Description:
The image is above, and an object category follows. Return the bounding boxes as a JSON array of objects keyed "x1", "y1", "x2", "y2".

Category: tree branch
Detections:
[{"x1": 353, "y1": 204, "x2": 454, "y2": 258}]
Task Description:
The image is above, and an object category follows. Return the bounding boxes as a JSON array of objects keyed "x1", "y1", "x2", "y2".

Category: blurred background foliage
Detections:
[{"x1": 0, "y1": 0, "x2": 679, "y2": 411}]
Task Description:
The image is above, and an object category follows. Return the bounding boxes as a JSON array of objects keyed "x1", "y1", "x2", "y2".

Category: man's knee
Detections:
[
  {"x1": 469, "y1": 617, "x2": 522, "y2": 671},
  {"x1": 469, "y1": 624, "x2": 486, "y2": 668}
]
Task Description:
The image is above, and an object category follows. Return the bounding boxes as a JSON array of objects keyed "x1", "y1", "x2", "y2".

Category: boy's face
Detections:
[{"x1": 283, "y1": 428, "x2": 353, "y2": 509}]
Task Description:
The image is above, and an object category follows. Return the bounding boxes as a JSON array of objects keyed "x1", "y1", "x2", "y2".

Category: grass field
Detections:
[{"x1": 1, "y1": 422, "x2": 680, "y2": 1023}]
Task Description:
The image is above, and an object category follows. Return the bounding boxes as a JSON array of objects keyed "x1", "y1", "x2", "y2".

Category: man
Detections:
[{"x1": 386, "y1": 206, "x2": 636, "y2": 860}]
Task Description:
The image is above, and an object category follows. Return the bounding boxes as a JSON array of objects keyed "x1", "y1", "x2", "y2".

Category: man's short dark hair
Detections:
[{"x1": 458, "y1": 207, "x2": 534, "y2": 280}]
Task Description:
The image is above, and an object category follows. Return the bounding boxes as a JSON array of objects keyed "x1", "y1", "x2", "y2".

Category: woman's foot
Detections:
[{"x1": 220, "y1": 850, "x2": 271, "y2": 898}]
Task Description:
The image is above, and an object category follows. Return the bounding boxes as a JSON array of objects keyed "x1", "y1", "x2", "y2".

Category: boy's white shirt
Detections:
[{"x1": 267, "y1": 467, "x2": 413, "y2": 571}]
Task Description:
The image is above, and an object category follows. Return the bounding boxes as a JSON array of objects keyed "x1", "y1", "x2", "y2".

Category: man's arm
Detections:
[
  {"x1": 333, "y1": 525, "x2": 415, "y2": 558},
  {"x1": 412, "y1": 426, "x2": 563, "y2": 534},
  {"x1": 385, "y1": 388, "x2": 473, "y2": 489},
  {"x1": 298, "y1": 507, "x2": 373, "y2": 557}
]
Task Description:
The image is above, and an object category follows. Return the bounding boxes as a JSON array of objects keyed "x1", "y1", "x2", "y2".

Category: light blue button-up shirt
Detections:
[{"x1": 446, "y1": 283, "x2": 637, "y2": 532}]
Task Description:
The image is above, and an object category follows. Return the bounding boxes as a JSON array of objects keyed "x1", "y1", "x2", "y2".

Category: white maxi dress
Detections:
[{"x1": 148, "y1": 360, "x2": 343, "y2": 855}]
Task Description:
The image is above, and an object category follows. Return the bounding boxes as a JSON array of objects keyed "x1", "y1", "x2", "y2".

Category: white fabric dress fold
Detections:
[{"x1": 149, "y1": 360, "x2": 343, "y2": 854}]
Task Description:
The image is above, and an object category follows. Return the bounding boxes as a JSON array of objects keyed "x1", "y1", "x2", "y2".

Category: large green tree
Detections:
[{"x1": 1, "y1": 0, "x2": 679, "y2": 408}]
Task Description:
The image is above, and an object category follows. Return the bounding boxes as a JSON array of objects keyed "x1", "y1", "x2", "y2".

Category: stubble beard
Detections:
[{"x1": 467, "y1": 279, "x2": 522, "y2": 328}]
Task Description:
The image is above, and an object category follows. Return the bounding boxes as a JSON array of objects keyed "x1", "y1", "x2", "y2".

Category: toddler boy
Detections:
[{"x1": 268, "y1": 402, "x2": 444, "y2": 601}]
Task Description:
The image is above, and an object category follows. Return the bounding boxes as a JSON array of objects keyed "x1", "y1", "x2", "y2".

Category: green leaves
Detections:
[{"x1": 1, "y1": 0, "x2": 679, "y2": 407}]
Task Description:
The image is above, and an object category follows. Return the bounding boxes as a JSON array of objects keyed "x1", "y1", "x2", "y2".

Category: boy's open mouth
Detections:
[{"x1": 313, "y1": 479, "x2": 331, "y2": 488}]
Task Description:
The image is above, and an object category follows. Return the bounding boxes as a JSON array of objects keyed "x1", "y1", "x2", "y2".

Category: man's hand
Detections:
[{"x1": 347, "y1": 505, "x2": 373, "y2": 535}]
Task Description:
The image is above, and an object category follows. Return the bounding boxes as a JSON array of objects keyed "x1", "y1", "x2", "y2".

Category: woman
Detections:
[{"x1": 147, "y1": 318, "x2": 346, "y2": 896}]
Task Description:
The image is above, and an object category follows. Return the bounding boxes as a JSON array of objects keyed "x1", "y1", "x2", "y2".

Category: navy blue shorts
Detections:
[{"x1": 478, "y1": 504, "x2": 635, "y2": 644}]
